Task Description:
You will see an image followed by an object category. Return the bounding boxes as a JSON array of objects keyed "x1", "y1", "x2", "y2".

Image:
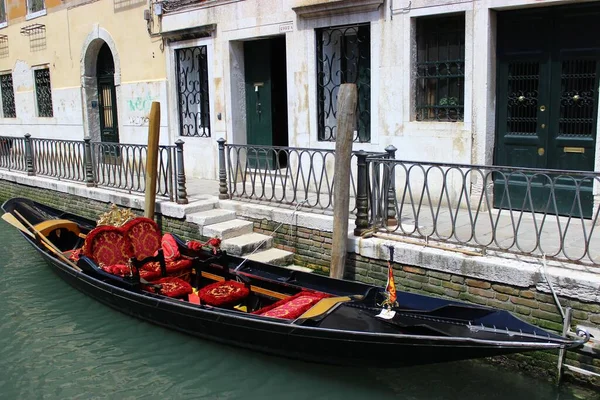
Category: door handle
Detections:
[{"x1": 538, "y1": 148, "x2": 545, "y2": 156}]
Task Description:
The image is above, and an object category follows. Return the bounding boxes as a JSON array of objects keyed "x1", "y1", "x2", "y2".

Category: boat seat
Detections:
[
  {"x1": 197, "y1": 280, "x2": 250, "y2": 307},
  {"x1": 81, "y1": 221, "x2": 192, "y2": 299},
  {"x1": 34, "y1": 219, "x2": 82, "y2": 238},
  {"x1": 121, "y1": 217, "x2": 193, "y2": 278},
  {"x1": 252, "y1": 291, "x2": 331, "y2": 320}
]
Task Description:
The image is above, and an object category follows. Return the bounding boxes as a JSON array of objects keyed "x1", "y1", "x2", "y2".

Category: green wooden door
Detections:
[
  {"x1": 495, "y1": 4, "x2": 600, "y2": 218},
  {"x1": 244, "y1": 40, "x2": 275, "y2": 169}
]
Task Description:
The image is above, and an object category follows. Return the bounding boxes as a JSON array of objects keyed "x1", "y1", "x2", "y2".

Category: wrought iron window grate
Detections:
[
  {"x1": 0, "y1": 35, "x2": 7, "y2": 59},
  {"x1": 0, "y1": 0, "x2": 6, "y2": 25},
  {"x1": 175, "y1": 45, "x2": 211, "y2": 137},
  {"x1": 316, "y1": 23, "x2": 371, "y2": 143},
  {"x1": 20, "y1": 24, "x2": 46, "y2": 52},
  {"x1": 27, "y1": 0, "x2": 45, "y2": 14},
  {"x1": 34, "y1": 68, "x2": 53, "y2": 117},
  {"x1": 415, "y1": 15, "x2": 465, "y2": 122},
  {"x1": 1, "y1": 73, "x2": 16, "y2": 118}
]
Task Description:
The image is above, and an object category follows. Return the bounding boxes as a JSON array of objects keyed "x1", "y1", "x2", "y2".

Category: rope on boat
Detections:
[
  {"x1": 234, "y1": 199, "x2": 309, "y2": 272},
  {"x1": 541, "y1": 253, "x2": 566, "y2": 321}
]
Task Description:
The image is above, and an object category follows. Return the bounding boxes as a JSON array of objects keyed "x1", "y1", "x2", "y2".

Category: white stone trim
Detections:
[{"x1": 25, "y1": 8, "x2": 46, "y2": 21}]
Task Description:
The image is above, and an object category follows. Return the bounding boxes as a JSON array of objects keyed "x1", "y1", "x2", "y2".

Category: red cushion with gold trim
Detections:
[
  {"x1": 83, "y1": 226, "x2": 133, "y2": 267},
  {"x1": 166, "y1": 258, "x2": 193, "y2": 274},
  {"x1": 143, "y1": 277, "x2": 193, "y2": 298},
  {"x1": 252, "y1": 291, "x2": 331, "y2": 320},
  {"x1": 162, "y1": 233, "x2": 181, "y2": 261},
  {"x1": 198, "y1": 280, "x2": 250, "y2": 307},
  {"x1": 122, "y1": 217, "x2": 162, "y2": 260}
]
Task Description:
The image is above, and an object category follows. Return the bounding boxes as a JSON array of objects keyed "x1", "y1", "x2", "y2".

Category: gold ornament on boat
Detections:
[{"x1": 96, "y1": 204, "x2": 136, "y2": 227}]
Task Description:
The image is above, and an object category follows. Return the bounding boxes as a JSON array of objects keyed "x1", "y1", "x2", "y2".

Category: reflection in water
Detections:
[{"x1": 0, "y1": 219, "x2": 595, "y2": 400}]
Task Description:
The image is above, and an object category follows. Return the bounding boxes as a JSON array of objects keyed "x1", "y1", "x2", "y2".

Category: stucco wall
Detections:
[{"x1": 0, "y1": 0, "x2": 168, "y2": 144}]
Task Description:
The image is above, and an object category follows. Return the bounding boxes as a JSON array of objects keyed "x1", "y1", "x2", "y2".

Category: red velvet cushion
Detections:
[
  {"x1": 198, "y1": 280, "x2": 250, "y2": 307},
  {"x1": 100, "y1": 264, "x2": 132, "y2": 277},
  {"x1": 166, "y1": 258, "x2": 192, "y2": 274},
  {"x1": 66, "y1": 248, "x2": 82, "y2": 262},
  {"x1": 253, "y1": 291, "x2": 331, "y2": 320},
  {"x1": 122, "y1": 217, "x2": 162, "y2": 260},
  {"x1": 161, "y1": 233, "x2": 180, "y2": 261},
  {"x1": 143, "y1": 277, "x2": 192, "y2": 298},
  {"x1": 83, "y1": 226, "x2": 133, "y2": 266}
]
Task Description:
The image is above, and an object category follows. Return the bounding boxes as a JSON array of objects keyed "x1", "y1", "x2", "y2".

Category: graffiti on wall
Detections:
[{"x1": 126, "y1": 93, "x2": 158, "y2": 126}]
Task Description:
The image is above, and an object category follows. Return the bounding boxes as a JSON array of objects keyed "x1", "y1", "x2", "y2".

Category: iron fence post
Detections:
[
  {"x1": 385, "y1": 145, "x2": 398, "y2": 225},
  {"x1": 354, "y1": 150, "x2": 370, "y2": 236},
  {"x1": 83, "y1": 138, "x2": 95, "y2": 187},
  {"x1": 175, "y1": 139, "x2": 188, "y2": 204},
  {"x1": 217, "y1": 138, "x2": 229, "y2": 200},
  {"x1": 24, "y1": 133, "x2": 34, "y2": 176}
]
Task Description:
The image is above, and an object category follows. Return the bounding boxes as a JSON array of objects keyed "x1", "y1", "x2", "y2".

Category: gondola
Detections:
[{"x1": 1, "y1": 197, "x2": 589, "y2": 367}]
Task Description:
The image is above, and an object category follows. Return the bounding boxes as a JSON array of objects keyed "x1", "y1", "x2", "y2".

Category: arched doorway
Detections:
[{"x1": 96, "y1": 43, "x2": 120, "y2": 144}]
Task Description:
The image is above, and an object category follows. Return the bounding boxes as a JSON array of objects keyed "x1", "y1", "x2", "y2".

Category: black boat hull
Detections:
[{"x1": 22, "y1": 232, "x2": 569, "y2": 367}]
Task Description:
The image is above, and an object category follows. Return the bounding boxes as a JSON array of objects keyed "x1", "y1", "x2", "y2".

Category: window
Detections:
[
  {"x1": 34, "y1": 68, "x2": 53, "y2": 117},
  {"x1": 26, "y1": 0, "x2": 46, "y2": 19},
  {"x1": 316, "y1": 23, "x2": 371, "y2": 143},
  {"x1": 175, "y1": 46, "x2": 210, "y2": 137},
  {"x1": 415, "y1": 14, "x2": 465, "y2": 122},
  {"x1": 0, "y1": 0, "x2": 7, "y2": 26},
  {"x1": 28, "y1": 0, "x2": 45, "y2": 14},
  {"x1": 0, "y1": 73, "x2": 15, "y2": 118}
]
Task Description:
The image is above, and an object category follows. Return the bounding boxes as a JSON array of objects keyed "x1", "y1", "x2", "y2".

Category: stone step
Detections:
[
  {"x1": 187, "y1": 209, "x2": 236, "y2": 226},
  {"x1": 202, "y1": 219, "x2": 254, "y2": 240},
  {"x1": 244, "y1": 248, "x2": 295, "y2": 266},
  {"x1": 221, "y1": 233, "x2": 273, "y2": 256},
  {"x1": 285, "y1": 265, "x2": 314, "y2": 273}
]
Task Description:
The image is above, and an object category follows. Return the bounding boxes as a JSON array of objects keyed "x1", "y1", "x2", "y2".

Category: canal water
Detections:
[{"x1": 0, "y1": 219, "x2": 596, "y2": 400}]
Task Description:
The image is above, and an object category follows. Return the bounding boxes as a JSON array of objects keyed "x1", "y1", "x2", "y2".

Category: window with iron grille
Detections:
[
  {"x1": 0, "y1": 0, "x2": 7, "y2": 24},
  {"x1": 415, "y1": 14, "x2": 465, "y2": 122},
  {"x1": 34, "y1": 68, "x2": 53, "y2": 117},
  {"x1": 27, "y1": 0, "x2": 45, "y2": 14},
  {"x1": 316, "y1": 23, "x2": 371, "y2": 142},
  {"x1": 175, "y1": 45, "x2": 211, "y2": 137},
  {"x1": 0, "y1": 73, "x2": 15, "y2": 118}
]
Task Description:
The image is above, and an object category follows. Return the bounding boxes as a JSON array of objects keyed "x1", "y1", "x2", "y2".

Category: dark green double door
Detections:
[
  {"x1": 495, "y1": 4, "x2": 600, "y2": 218},
  {"x1": 244, "y1": 37, "x2": 288, "y2": 169}
]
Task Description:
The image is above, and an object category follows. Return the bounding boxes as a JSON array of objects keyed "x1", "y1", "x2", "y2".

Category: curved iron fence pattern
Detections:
[
  {"x1": 225, "y1": 144, "x2": 362, "y2": 212},
  {"x1": 0, "y1": 135, "x2": 178, "y2": 200},
  {"x1": 32, "y1": 138, "x2": 85, "y2": 181},
  {"x1": 91, "y1": 142, "x2": 175, "y2": 198},
  {"x1": 0, "y1": 136, "x2": 26, "y2": 172},
  {"x1": 367, "y1": 156, "x2": 600, "y2": 266}
]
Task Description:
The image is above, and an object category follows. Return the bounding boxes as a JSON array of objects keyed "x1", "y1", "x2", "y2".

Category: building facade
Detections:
[
  {"x1": 0, "y1": 0, "x2": 168, "y2": 145},
  {"x1": 0, "y1": 0, "x2": 599, "y2": 213}
]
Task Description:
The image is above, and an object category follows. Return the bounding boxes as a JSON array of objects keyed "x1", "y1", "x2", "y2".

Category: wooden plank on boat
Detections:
[{"x1": 298, "y1": 296, "x2": 351, "y2": 320}]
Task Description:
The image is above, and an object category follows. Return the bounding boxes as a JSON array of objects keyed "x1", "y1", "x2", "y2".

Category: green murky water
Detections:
[{"x1": 0, "y1": 219, "x2": 596, "y2": 399}]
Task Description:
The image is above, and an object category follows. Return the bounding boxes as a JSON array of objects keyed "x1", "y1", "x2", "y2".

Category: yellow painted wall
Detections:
[{"x1": 0, "y1": 0, "x2": 166, "y2": 88}]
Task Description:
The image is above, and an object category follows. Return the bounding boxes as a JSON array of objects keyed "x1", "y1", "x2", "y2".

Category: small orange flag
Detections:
[{"x1": 386, "y1": 259, "x2": 397, "y2": 306}]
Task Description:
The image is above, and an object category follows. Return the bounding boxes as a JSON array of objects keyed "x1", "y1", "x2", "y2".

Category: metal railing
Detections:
[
  {"x1": 0, "y1": 136, "x2": 27, "y2": 172},
  {"x1": 361, "y1": 154, "x2": 600, "y2": 266},
  {"x1": 32, "y1": 138, "x2": 86, "y2": 182},
  {"x1": 219, "y1": 140, "x2": 387, "y2": 212},
  {"x1": 0, "y1": 134, "x2": 188, "y2": 204}
]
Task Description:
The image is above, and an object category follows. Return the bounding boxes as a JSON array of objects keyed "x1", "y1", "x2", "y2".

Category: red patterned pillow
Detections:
[
  {"x1": 144, "y1": 277, "x2": 192, "y2": 298},
  {"x1": 122, "y1": 217, "x2": 162, "y2": 260},
  {"x1": 162, "y1": 233, "x2": 180, "y2": 261},
  {"x1": 100, "y1": 264, "x2": 132, "y2": 277},
  {"x1": 198, "y1": 280, "x2": 250, "y2": 307},
  {"x1": 253, "y1": 291, "x2": 331, "y2": 320},
  {"x1": 83, "y1": 226, "x2": 133, "y2": 266}
]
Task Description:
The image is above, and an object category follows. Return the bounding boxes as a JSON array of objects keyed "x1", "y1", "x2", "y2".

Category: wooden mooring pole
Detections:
[
  {"x1": 144, "y1": 102, "x2": 161, "y2": 219},
  {"x1": 330, "y1": 84, "x2": 358, "y2": 279}
]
